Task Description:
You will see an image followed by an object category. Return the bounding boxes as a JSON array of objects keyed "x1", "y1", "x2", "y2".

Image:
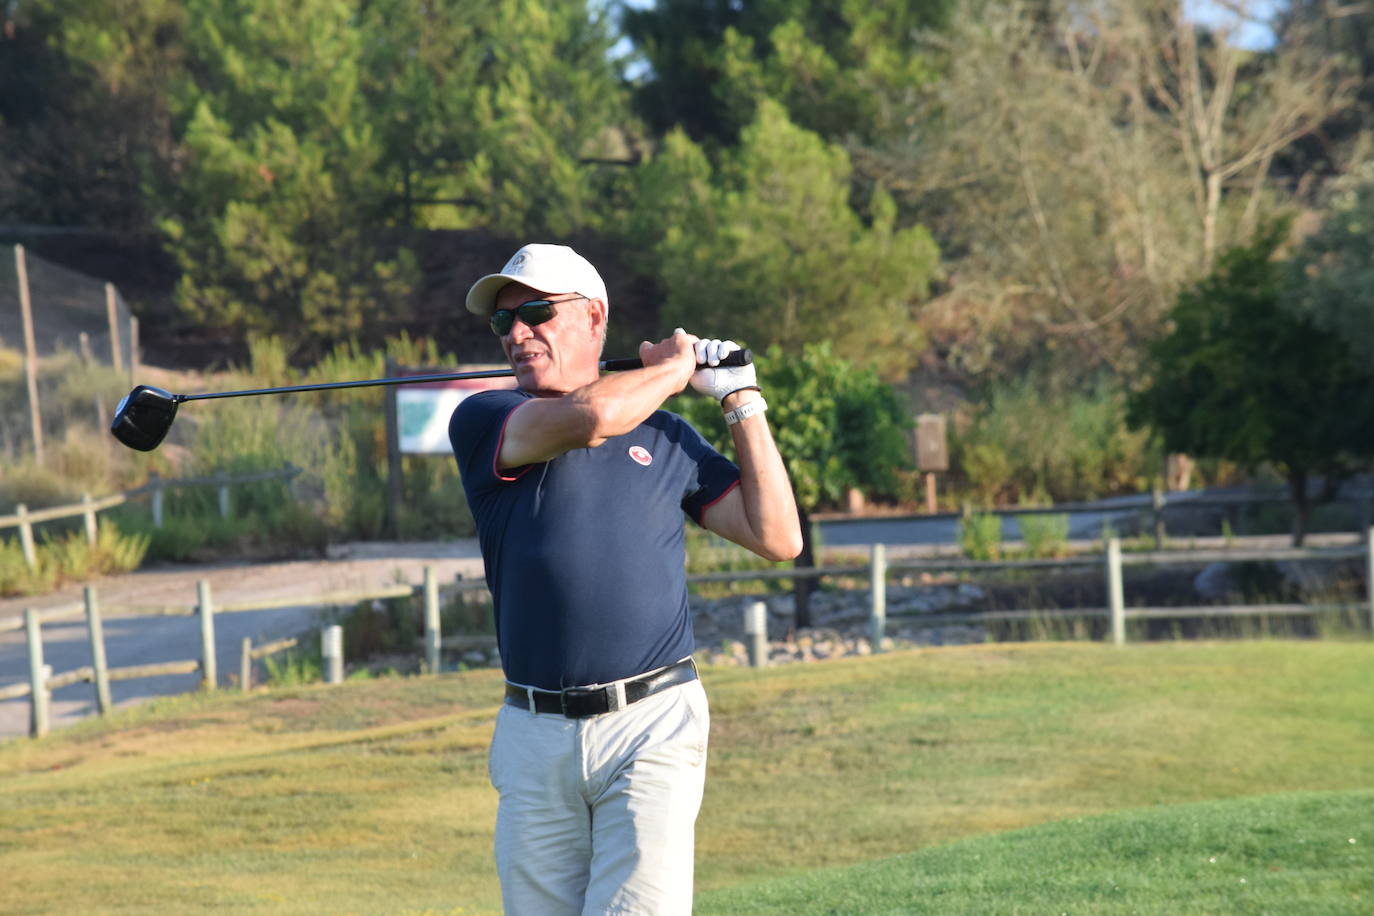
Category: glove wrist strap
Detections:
[{"x1": 719, "y1": 384, "x2": 761, "y2": 406}]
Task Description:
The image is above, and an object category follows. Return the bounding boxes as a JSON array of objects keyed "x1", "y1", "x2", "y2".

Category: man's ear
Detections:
[{"x1": 587, "y1": 297, "x2": 608, "y2": 339}]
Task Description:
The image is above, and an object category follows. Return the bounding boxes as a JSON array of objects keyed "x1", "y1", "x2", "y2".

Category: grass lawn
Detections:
[
  {"x1": 0, "y1": 640, "x2": 1370, "y2": 914},
  {"x1": 696, "y1": 789, "x2": 1373, "y2": 914}
]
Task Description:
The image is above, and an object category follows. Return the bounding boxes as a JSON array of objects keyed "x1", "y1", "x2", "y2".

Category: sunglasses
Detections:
[{"x1": 489, "y1": 296, "x2": 587, "y2": 336}]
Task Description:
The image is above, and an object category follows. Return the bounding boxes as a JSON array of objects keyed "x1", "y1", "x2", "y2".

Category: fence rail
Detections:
[
  {"x1": 0, "y1": 465, "x2": 301, "y2": 571},
  {"x1": 5, "y1": 532, "x2": 1373, "y2": 740}
]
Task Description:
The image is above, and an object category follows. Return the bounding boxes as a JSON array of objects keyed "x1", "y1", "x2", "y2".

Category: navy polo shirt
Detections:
[{"x1": 450, "y1": 388, "x2": 741, "y2": 690}]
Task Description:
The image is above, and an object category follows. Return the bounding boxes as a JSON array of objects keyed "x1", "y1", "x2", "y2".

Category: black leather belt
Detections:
[{"x1": 504, "y1": 658, "x2": 697, "y2": 719}]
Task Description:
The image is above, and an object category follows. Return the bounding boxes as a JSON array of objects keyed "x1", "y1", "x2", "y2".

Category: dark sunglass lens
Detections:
[
  {"x1": 490, "y1": 301, "x2": 557, "y2": 336},
  {"x1": 520, "y1": 302, "x2": 555, "y2": 326}
]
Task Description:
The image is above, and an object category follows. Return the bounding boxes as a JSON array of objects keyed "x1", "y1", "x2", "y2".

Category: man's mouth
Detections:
[{"x1": 512, "y1": 351, "x2": 544, "y2": 367}]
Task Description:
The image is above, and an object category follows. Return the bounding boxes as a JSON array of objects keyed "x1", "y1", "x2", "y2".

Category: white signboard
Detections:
[{"x1": 397, "y1": 369, "x2": 516, "y2": 454}]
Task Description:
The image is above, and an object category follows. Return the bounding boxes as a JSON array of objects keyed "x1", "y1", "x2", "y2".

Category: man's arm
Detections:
[
  {"x1": 699, "y1": 392, "x2": 803, "y2": 562},
  {"x1": 497, "y1": 331, "x2": 699, "y2": 470}
]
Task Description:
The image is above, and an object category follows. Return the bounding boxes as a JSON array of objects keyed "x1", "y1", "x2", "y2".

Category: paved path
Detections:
[{"x1": 0, "y1": 541, "x2": 486, "y2": 742}]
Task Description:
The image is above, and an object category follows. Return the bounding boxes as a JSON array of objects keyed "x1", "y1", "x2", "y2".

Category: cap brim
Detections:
[{"x1": 465, "y1": 274, "x2": 517, "y2": 316}]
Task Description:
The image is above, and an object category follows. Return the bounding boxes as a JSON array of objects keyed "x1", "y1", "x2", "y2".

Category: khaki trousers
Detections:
[{"x1": 489, "y1": 677, "x2": 710, "y2": 915}]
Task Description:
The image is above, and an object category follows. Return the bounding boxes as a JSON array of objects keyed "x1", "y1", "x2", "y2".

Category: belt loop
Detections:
[
  {"x1": 526, "y1": 686, "x2": 536, "y2": 715},
  {"x1": 611, "y1": 681, "x2": 627, "y2": 712}
]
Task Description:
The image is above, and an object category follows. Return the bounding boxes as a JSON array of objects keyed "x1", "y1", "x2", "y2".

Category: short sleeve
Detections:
[
  {"x1": 449, "y1": 389, "x2": 533, "y2": 487},
  {"x1": 668, "y1": 415, "x2": 741, "y2": 525}
]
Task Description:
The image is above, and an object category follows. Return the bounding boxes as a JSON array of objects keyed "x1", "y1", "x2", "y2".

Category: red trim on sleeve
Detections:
[
  {"x1": 492, "y1": 401, "x2": 534, "y2": 482},
  {"x1": 693, "y1": 477, "x2": 741, "y2": 524}
]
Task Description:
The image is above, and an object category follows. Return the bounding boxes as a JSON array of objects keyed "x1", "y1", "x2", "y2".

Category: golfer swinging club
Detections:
[{"x1": 450, "y1": 243, "x2": 802, "y2": 914}]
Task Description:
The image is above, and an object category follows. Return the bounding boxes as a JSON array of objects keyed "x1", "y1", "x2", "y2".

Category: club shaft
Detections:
[
  {"x1": 174, "y1": 348, "x2": 751, "y2": 403},
  {"x1": 178, "y1": 368, "x2": 519, "y2": 403}
]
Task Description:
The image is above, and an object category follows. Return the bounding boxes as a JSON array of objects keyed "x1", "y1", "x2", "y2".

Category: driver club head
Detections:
[{"x1": 111, "y1": 385, "x2": 179, "y2": 451}]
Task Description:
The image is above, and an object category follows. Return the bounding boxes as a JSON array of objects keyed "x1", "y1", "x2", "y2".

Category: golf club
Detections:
[{"x1": 110, "y1": 349, "x2": 754, "y2": 452}]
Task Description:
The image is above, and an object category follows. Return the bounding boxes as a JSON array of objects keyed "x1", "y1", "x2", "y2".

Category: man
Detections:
[{"x1": 449, "y1": 243, "x2": 801, "y2": 915}]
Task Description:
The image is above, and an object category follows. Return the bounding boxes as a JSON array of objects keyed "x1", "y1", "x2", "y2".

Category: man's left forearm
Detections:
[{"x1": 722, "y1": 389, "x2": 803, "y2": 560}]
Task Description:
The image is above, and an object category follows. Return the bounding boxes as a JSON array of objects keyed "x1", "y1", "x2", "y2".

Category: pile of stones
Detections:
[{"x1": 690, "y1": 582, "x2": 990, "y2": 667}]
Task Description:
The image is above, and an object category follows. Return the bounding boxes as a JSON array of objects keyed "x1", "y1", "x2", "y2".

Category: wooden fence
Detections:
[
  {"x1": 4, "y1": 533, "x2": 1373, "y2": 739},
  {"x1": 0, "y1": 567, "x2": 488, "y2": 738},
  {"x1": 0, "y1": 465, "x2": 301, "y2": 569}
]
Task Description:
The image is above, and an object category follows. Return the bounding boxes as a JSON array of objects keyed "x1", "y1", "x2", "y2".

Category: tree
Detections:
[
  {"x1": 0, "y1": 0, "x2": 183, "y2": 232},
  {"x1": 1127, "y1": 224, "x2": 1374, "y2": 545},
  {"x1": 358, "y1": 0, "x2": 632, "y2": 236},
  {"x1": 152, "y1": 0, "x2": 416, "y2": 353},
  {"x1": 859, "y1": 0, "x2": 1352, "y2": 381},
  {"x1": 625, "y1": 100, "x2": 939, "y2": 378},
  {"x1": 1284, "y1": 161, "x2": 1374, "y2": 363},
  {"x1": 620, "y1": 0, "x2": 950, "y2": 145},
  {"x1": 673, "y1": 343, "x2": 912, "y2": 627}
]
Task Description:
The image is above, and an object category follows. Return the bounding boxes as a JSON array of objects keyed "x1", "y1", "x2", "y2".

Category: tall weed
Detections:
[
  {"x1": 1017, "y1": 513, "x2": 1070, "y2": 558},
  {"x1": 0, "y1": 522, "x2": 148, "y2": 596},
  {"x1": 959, "y1": 512, "x2": 1003, "y2": 560}
]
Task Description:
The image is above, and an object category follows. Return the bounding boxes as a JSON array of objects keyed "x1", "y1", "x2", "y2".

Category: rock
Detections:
[{"x1": 1194, "y1": 562, "x2": 1234, "y2": 600}]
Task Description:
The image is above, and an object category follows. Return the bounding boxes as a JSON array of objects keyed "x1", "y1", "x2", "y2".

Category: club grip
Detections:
[{"x1": 601, "y1": 348, "x2": 753, "y2": 373}]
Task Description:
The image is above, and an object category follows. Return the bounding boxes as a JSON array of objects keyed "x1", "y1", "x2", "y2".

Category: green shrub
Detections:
[
  {"x1": 959, "y1": 512, "x2": 1003, "y2": 560},
  {"x1": 262, "y1": 649, "x2": 324, "y2": 687},
  {"x1": 0, "y1": 522, "x2": 148, "y2": 597},
  {"x1": 43, "y1": 522, "x2": 150, "y2": 579},
  {"x1": 0, "y1": 537, "x2": 57, "y2": 596},
  {"x1": 1017, "y1": 513, "x2": 1069, "y2": 558},
  {"x1": 951, "y1": 372, "x2": 1156, "y2": 506}
]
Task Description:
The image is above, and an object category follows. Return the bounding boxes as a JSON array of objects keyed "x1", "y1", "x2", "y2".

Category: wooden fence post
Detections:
[
  {"x1": 1366, "y1": 526, "x2": 1374, "y2": 636},
  {"x1": 869, "y1": 543, "x2": 887, "y2": 652},
  {"x1": 16, "y1": 244, "x2": 44, "y2": 464},
  {"x1": 17, "y1": 504, "x2": 37, "y2": 570},
  {"x1": 82, "y1": 493, "x2": 99, "y2": 546},
  {"x1": 322, "y1": 625, "x2": 344, "y2": 685},
  {"x1": 197, "y1": 580, "x2": 216, "y2": 690},
  {"x1": 105, "y1": 282, "x2": 123, "y2": 373},
  {"x1": 25, "y1": 609, "x2": 49, "y2": 738},
  {"x1": 240, "y1": 637, "x2": 253, "y2": 692},
  {"x1": 744, "y1": 601, "x2": 768, "y2": 668},
  {"x1": 1107, "y1": 538, "x2": 1125, "y2": 646},
  {"x1": 383, "y1": 355, "x2": 403, "y2": 538},
  {"x1": 1152, "y1": 484, "x2": 1166, "y2": 547},
  {"x1": 84, "y1": 586, "x2": 112, "y2": 715},
  {"x1": 129, "y1": 315, "x2": 140, "y2": 386},
  {"x1": 150, "y1": 472, "x2": 164, "y2": 528},
  {"x1": 423, "y1": 567, "x2": 441, "y2": 674},
  {"x1": 215, "y1": 471, "x2": 231, "y2": 519}
]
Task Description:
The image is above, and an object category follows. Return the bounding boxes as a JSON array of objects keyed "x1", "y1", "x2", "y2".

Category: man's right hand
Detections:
[{"x1": 638, "y1": 328, "x2": 700, "y2": 390}]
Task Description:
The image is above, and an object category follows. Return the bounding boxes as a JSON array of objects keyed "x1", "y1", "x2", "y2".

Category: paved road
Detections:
[
  {"x1": 0, "y1": 542, "x2": 486, "y2": 741},
  {"x1": 816, "y1": 491, "x2": 1183, "y2": 548}
]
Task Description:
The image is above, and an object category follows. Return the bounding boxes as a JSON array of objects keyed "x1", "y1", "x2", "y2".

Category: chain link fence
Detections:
[{"x1": 1, "y1": 243, "x2": 139, "y2": 462}]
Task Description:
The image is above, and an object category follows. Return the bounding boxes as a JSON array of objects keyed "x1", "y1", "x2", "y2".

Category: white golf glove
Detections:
[{"x1": 690, "y1": 338, "x2": 758, "y2": 403}]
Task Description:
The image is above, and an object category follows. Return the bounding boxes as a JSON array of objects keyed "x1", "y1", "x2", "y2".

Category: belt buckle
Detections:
[
  {"x1": 559, "y1": 682, "x2": 626, "y2": 718},
  {"x1": 560, "y1": 686, "x2": 603, "y2": 718}
]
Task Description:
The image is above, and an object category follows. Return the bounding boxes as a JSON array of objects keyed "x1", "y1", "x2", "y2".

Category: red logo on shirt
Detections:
[{"x1": 628, "y1": 446, "x2": 653, "y2": 466}]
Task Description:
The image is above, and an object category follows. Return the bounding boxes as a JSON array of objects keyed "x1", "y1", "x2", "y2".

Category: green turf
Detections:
[
  {"x1": 0, "y1": 641, "x2": 1369, "y2": 914},
  {"x1": 696, "y1": 789, "x2": 1373, "y2": 914}
]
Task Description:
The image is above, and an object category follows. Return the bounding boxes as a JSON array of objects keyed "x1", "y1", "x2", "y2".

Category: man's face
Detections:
[{"x1": 495, "y1": 282, "x2": 605, "y2": 396}]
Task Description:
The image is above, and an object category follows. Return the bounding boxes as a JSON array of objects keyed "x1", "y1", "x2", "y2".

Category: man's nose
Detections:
[{"x1": 507, "y1": 316, "x2": 534, "y2": 342}]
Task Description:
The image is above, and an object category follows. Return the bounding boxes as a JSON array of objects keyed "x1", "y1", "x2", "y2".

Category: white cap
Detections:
[{"x1": 465, "y1": 243, "x2": 608, "y2": 316}]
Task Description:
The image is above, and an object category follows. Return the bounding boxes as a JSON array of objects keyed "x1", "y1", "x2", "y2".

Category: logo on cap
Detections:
[{"x1": 628, "y1": 446, "x2": 653, "y2": 467}]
